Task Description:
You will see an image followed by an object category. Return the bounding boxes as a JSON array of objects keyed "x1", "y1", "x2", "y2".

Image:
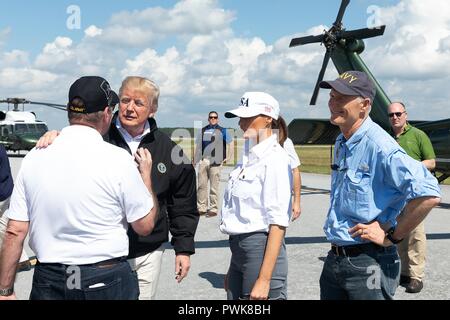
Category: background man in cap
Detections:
[
  {"x1": 318, "y1": 71, "x2": 441, "y2": 300},
  {"x1": 193, "y1": 111, "x2": 233, "y2": 217},
  {"x1": 388, "y1": 101, "x2": 436, "y2": 294},
  {"x1": 0, "y1": 76, "x2": 158, "y2": 300}
]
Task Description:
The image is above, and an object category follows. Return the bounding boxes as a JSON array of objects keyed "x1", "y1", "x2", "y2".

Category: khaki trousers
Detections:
[
  {"x1": 197, "y1": 159, "x2": 222, "y2": 213},
  {"x1": 397, "y1": 221, "x2": 426, "y2": 280},
  {"x1": 127, "y1": 245, "x2": 165, "y2": 300}
]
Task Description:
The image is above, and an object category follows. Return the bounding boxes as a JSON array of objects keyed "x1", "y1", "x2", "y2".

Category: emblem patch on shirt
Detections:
[{"x1": 157, "y1": 163, "x2": 167, "y2": 174}]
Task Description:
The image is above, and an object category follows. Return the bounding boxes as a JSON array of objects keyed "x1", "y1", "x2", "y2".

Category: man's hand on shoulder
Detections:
[{"x1": 36, "y1": 130, "x2": 60, "y2": 149}]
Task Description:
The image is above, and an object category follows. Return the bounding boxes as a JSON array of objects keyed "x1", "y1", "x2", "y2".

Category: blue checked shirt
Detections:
[{"x1": 324, "y1": 117, "x2": 441, "y2": 246}]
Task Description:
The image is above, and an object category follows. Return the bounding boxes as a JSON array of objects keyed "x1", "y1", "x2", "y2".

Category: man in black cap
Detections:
[
  {"x1": 35, "y1": 76, "x2": 199, "y2": 300},
  {"x1": 0, "y1": 76, "x2": 158, "y2": 300},
  {"x1": 318, "y1": 71, "x2": 441, "y2": 300}
]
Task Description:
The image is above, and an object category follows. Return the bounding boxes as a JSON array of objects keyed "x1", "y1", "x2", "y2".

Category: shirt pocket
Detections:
[
  {"x1": 341, "y1": 169, "x2": 371, "y2": 221},
  {"x1": 231, "y1": 171, "x2": 259, "y2": 200}
]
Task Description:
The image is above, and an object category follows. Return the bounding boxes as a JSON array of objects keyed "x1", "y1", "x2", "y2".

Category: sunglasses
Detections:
[
  {"x1": 388, "y1": 112, "x2": 406, "y2": 118},
  {"x1": 209, "y1": 116, "x2": 218, "y2": 119}
]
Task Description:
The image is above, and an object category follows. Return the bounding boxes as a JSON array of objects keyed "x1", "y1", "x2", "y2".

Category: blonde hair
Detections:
[{"x1": 119, "y1": 76, "x2": 160, "y2": 112}]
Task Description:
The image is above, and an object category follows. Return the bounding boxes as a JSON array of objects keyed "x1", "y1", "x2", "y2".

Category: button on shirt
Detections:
[
  {"x1": 7, "y1": 125, "x2": 153, "y2": 264},
  {"x1": 116, "y1": 117, "x2": 151, "y2": 155},
  {"x1": 325, "y1": 117, "x2": 441, "y2": 246},
  {"x1": 220, "y1": 134, "x2": 292, "y2": 235}
]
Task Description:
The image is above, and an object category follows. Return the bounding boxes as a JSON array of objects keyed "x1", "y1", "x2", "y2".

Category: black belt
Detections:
[
  {"x1": 37, "y1": 256, "x2": 126, "y2": 268},
  {"x1": 331, "y1": 243, "x2": 382, "y2": 257}
]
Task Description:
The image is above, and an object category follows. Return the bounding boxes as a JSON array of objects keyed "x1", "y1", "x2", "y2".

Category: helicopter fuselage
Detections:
[{"x1": 0, "y1": 111, "x2": 48, "y2": 151}]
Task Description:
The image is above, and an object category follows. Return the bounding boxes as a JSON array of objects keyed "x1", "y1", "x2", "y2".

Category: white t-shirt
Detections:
[
  {"x1": 7, "y1": 125, "x2": 153, "y2": 265},
  {"x1": 220, "y1": 134, "x2": 292, "y2": 235},
  {"x1": 283, "y1": 138, "x2": 301, "y2": 168}
]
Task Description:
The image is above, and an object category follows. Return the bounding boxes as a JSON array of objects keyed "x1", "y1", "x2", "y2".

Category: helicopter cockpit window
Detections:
[
  {"x1": 36, "y1": 123, "x2": 48, "y2": 134},
  {"x1": 15, "y1": 123, "x2": 27, "y2": 134},
  {"x1": 13, "y1": 123, "x2": 49, "y2": 135},
  {"x1": 1, "y1": 125, "x2": 13, "y2": 136}
]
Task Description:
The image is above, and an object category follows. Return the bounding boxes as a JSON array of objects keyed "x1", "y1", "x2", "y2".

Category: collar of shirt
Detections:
[
  {"x1": 246, "y1": 134, "x2": 278, "y2": 164},
  {"x1": 115, "y1": 117, "x2": 150, "y2": 155},
  {"x1": 343, "y1": 117, "x2": 373, "y2": 152},
  {"x1": 60, "y1": 125, "x2": 103, "y2": 142},
  {"x1": 400, "y1": 123, "x2": 413, "y2": 136},
  {"x1": 206, "y1": 124, "x2": 220, "y2": 130}
]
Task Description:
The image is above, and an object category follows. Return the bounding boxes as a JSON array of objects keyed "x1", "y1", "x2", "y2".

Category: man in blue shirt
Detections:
[
  {"x1": 318, "y1": 71, "x2": 441, "y2": 300},
  {"x1": 194, "y1": 111, "x2": 233, "y2": 217}
]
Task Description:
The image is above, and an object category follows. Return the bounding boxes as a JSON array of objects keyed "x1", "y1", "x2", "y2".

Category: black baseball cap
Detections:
[
  {"x1": 68, "y1": 76, "x2": 119, "y2": 114},
  {"x1": 319, "y1": 71, "x2": 376, "y2": 101}
]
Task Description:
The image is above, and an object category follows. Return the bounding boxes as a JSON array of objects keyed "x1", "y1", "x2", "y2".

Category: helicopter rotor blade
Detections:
[
  {"x1": 310, "y1": 49, "x2": 332, "y2": 106},
  {"x1": 341, "y1": 25, "x2": 386, "y2": 40},
  {"x1": 334, "y1": 0, "x2": 350, "y2": 27},
  {"x1": 289, "y1": 34, "x2": 324, "y2": 47},
  {"x1": 26, "y1": 101, "x2": 67, "y2": 111}
]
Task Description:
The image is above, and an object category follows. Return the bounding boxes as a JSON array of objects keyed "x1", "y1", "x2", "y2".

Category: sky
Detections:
[{"x1": 1, "y1": 0, "x2": 449, "y2": 130}]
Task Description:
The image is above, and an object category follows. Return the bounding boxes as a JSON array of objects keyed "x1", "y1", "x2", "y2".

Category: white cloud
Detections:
[
  {"x1": 0, "y1": 50, "x2": 29, "y2": 68},
  {"x1": 122, "y1": 47, "x2": 187, "y2": 96},
  {"x1": 439, "y1": 35, "x2": 450, "y2": 53},
  {"x1": 101, "y1": 0, "x2": 234, "y2": 47},
  {"x1": 2, "y1": 0, "x2": 450, "y2": 129},
  {"x1": 35, "y1": 37, "x2": 75, "y2": 72},
  {"x1": 357, "y1": 0, "x2": 450, "y2": 121},
  {"x1": 84, "y1": 25, "x2": 103, "y2": 38},
  {"x1": 366, "y1": 0, "x2": 450, "y2": 78},
  {"x1": 0, "y1": 67, "x2": 59, "y2": 91}
]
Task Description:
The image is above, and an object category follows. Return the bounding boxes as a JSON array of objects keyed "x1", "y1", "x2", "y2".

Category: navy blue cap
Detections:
[{"x1": 319, "y1": 71, "x2": 376, "y2": 101}]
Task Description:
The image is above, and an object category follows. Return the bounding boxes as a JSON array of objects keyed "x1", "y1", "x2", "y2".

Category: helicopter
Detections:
[
  {"x1": 288, "y1": 0, "x2": 450, "y2": 183},
  {"x1": 0, "y1": 98, "x2": 66, "y2": 152}
]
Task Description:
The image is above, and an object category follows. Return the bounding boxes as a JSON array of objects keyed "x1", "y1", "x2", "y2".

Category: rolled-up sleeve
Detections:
[
  {"x1": 385, "y1": 150, "x2": 441, "y2": 203},
  {"x1": 262, "y1": 157, "x2": 292, "y2": 227}
]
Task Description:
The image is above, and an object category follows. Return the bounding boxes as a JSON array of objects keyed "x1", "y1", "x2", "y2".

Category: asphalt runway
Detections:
[{"x1": 7, "y1": 158, "x2": 450, "y2": 300}]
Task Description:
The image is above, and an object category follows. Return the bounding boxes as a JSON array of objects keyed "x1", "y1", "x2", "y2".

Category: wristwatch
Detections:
[
  {"x1": 386, "y1": 226, "x2": 403, "y2": 244},
  {"x1": 0, "y1": 287, "x2": 14, "y2": 296}
]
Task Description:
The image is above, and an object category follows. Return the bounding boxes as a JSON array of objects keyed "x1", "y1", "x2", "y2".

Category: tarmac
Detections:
[{"x1": 7, "y1": 157, "x2": 450, "y2": 300}]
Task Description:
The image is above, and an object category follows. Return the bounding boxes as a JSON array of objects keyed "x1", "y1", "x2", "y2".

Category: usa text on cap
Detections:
[{"x1": 225, "y1": 92, "x2": 280, "y2": 120}]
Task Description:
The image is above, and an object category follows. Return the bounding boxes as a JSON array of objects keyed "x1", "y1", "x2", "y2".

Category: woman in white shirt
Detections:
[
  {"x1": 221, "y1": 92, "x2": 292, "y2": 300},
  {"x1": 276, "y1": 116, "x2": 302, "y2": 221}
]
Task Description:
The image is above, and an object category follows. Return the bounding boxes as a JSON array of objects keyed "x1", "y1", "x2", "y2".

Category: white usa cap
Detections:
[{"x1": 225, "y1": 92, "x2": 280, "y2": 120}]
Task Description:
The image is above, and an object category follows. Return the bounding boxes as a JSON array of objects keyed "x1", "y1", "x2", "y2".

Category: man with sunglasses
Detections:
[
  {"x1": 194, "y1": 111, "x2": 233, "y2": 217},
  {"x1": 318, "y1": 71, "x2": 440, "y2": 300},
  {"x1": 388, "y1": 102, "x2": 436, "y2": 294}
]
